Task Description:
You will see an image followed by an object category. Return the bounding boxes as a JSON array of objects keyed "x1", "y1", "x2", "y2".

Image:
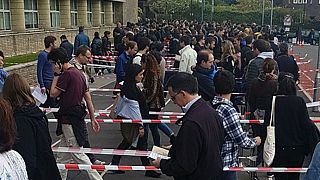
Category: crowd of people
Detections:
[{"x1": 0, "y1": 19, "x2": 319, "y2": 180}]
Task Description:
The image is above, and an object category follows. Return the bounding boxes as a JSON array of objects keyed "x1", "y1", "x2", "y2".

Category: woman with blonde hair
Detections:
[
  {"x1": 2, "y1": 73, "x2": 61, "y2": 180},
  {"x1": 221, "y1": 40, "x2": 237, "y2": 73}
]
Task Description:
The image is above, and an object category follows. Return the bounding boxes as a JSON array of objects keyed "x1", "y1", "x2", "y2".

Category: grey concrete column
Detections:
[
  {"x1": 78, "y1": 0, "x2": 88, "y2": 27},
  {"x1": 92, "y1": 0, "x2": 101, "y2": 27},
  {"x1": 122, "y1": 0, "x2": 138, "y2": 24},
  {"x1": 104, "y1": 1, "x2": 113, "y2": 25},
  {"x1": 10, "y1": 0, "x2": 25, "y2": 32},
  {"x1": 60, "y1": 0, "x2": 71, "y2": 28},
  {"x1": 38, "y1": 0, "x2": 51, "y2": 29}
]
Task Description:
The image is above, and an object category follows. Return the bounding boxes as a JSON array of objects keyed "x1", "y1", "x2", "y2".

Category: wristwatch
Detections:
[{"x1": 54, "y1": 72, "x2": 61, "y2": 76}]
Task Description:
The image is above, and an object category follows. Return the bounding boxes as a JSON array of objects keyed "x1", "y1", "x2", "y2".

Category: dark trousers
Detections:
[
  {"x1": 111, "y1": 123, "x2": 150, "y2": 166},
  {"x1": 272, "y1": 146, "x2": 305, "y2": 180},
  {"x1": 144, "y1": 108, "x2": 161, "y2": 147},
  {"x1": 111, "y1": 136, "x2": 150, "y2": 165},
  {"x1": 218, "y1": 171, "x2": 237, "y2": 180},
  {"x1": 144, "y1": 123, "x2": 160, "y2": 147}
]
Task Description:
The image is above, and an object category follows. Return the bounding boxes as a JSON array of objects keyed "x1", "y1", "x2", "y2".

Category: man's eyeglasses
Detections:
[
  {"x1": 86, "y1": 55, "x2": 91, "y2": 59},
  {"x1": 171, "y1": 91, "x2": 181, "y2": 101}
]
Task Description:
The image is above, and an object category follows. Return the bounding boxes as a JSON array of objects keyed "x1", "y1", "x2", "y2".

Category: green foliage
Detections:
[
  {"x1": 4, "y1": 53, "x2": 38, "y2": 68},
  {"x1": 150, "y1": 0, "x2": 303, "y2": 26}
]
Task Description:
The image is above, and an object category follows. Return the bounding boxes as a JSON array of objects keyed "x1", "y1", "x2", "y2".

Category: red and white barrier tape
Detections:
[
  {"x1": 91, "y1": 55, "x2": 117, "y2": 60},
  {"x1": 57, "y1": 164, "x2": 159, "y2": 171},
  {"x1": 52, "y1": 147, "x2": 150, "y2": 156},
  {"x1": 47, "y1": 119, "x2": 264, "y2": 124},
  {"x1": 297, "y1": 60, "x2": 311, "y2": 65},
  {"x1": 96, "y1": 113, "x2": 184, "y2": 119},
  {"x1": 87, "y1": 64, "x2": 115, "y2": 68},
  {"x1": 56, "y1": 164, "x2": 308, "y2": 172},
  {"x1": 223, "y1": 167, "x2": 307, "y2": 173},
  {"x1": 89, "y1": 88, "x2": 245, "y2": 96},
  {"x1": 40, "y1": 107, "x2": 185, "y2": 115}
]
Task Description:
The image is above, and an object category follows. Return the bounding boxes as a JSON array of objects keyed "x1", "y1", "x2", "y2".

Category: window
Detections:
[
  {"x1": 24, "y1": 0, "x2": 38, "y2": 28},
  {"x1": 50, "y1": 0, "x2": 60, "y2": 28},
  {"x1": 293, "y1": 0, "x2": 298, "y2": 3},
  {"x1": 70, "y1": 0, "x2": 77, "y2": 27},
  {"x1": 87, "y1": 0, "x2": 92, "y2": 26},
  {"x1": 303, "y1": 0, "x2": 307, "y2": 3},
  {"x1": 0, "y1": 0, "x2": 10, "y2": 30},
  {"x1": 100, "y1": 0, "x2": 105, "y2": 25}
]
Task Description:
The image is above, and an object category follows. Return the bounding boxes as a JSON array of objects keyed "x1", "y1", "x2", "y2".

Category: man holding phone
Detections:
[{"x1": 48, "y1": 47, "x2": 102, "y2": 180}]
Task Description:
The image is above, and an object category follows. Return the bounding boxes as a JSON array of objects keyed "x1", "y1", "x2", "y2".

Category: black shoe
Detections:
[
  {"x1": 145, "y1": 171, "x2": 161, "y2": 178},
  {"x1": 108, "y1": 170, "x2": 125, "y2": 174}
]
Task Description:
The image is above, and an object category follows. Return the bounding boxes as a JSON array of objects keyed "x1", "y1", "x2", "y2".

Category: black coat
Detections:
[
  {"x1": 60, "y1": 40, "x2": 74, "y2": 60},
  {"x1": 192, "y1": 65, "x2": 216, "y2": 101},
  {"x1": 160, "y1": 98, "x2": 224, "y2": 180},
  {"x1": 275, "y1": 96, "x2": 315, "y2": 150},
  {"x1": 13, "y1": 104, "x2": 61, "y2": 180},
  {"x1": 91, "y1": 37, "x2": 103, "y2": 56},
  {"x1": 248, "y1": 77, "x2": 278, "y2": 138},
  {"x1": 276, "y1": 53, "x2": 299, "y2": 81}
]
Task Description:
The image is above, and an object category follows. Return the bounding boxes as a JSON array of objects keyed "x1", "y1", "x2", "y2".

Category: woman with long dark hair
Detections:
[
  {"x1": 0, "y1": 98, "x2": 28, "y2": 179},
  {"x1": 271, "y1": 72, "x2": 317, "y2": 180},
  {"x1": 110, "y1": 64, "x2": 161, "y2": 178},
  {"x1": 142, "y1": 54, "x2": 165, "y2": 147},
  {"x1": 2, "y1": 73, "x2": 61, "y2": 180}
]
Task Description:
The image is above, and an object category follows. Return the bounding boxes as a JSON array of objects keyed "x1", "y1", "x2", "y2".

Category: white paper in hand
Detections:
[
  {"x1": 32, "y1": 86, "x2": 47, "y2": 104},
  {"x1": 148, "y1": 146, "x2": 170, "y2": 160}
]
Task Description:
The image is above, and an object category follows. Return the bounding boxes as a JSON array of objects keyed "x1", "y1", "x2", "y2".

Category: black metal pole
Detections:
[{"x1": 312, "y1": 31, "x2": 320, "y2": 111}]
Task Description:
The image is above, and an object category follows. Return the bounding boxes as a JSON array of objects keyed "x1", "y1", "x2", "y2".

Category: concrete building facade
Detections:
[{"x1": 0, "y1": 0, "x2": 138, "y2": 56}]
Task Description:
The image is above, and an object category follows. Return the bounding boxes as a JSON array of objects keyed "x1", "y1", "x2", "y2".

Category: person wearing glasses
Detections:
[
  {"x1": 48, "y1": 47, "x2": 102, "y2": 180},
  {"x1": 69, "y1": 45, "x2": 94, "y2": 84},
  {"x1": 152, "y1": 72, "x2": 225, "y2": 180}
]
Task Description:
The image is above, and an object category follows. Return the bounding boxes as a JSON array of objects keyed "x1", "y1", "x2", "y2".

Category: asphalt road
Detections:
[{"x1": 47, "y1": 46, "x2": 320, "y2": 180}]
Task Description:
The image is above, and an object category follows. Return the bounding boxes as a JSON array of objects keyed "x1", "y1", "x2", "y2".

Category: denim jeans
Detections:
[
  {"x1": 158, "y1": 123, "x2": 174, "y2": 137},
  {"x1": 304, "y1": 143, "x2": 320, "y2": 180}
]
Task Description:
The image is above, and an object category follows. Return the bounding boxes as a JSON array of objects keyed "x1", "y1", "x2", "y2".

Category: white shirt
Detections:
[
  {"x1": 132, "y1": 52, "x2": 143, "y2": 65},
  {"x1": 178, "y1": 45, "x2": 197, "y2": 74},
  {"x1": 0, "y1": 150, "x2": 28, "y2": 180},
  {"x1": 182, "y1": 96, "x2": 201, "y2": 113}
]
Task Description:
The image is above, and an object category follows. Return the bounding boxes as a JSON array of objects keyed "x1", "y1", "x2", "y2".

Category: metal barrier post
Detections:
[{"x1": 313, "y1": 31, "x2": 320, "y2": 112}]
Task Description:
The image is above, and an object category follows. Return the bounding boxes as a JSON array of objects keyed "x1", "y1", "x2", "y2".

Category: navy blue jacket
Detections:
[
  {"x1": 37, "y1": 50, "x2": 53, "y2": 89},
  {"x1": 74, "y1": 32, "x2": 90, "y2": 53}
]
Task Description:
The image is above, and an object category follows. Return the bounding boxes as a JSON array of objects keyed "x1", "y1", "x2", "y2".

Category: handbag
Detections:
[{"x1": 263, "y1": 96, "x2": 276, "y2": 166}]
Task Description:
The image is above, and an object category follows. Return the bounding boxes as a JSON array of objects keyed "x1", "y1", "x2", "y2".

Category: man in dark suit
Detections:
[{"x1": 152, "y1": 72, "x2": 225, "y2": 180}]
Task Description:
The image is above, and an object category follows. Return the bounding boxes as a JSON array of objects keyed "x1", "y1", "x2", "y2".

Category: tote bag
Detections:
[{"x1": 263, "y1": 96, "x2": 276, "y2": 166}]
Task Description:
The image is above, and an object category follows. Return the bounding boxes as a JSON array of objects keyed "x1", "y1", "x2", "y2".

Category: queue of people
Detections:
[{"x1": 0, "y1": 19, "x2": 319, "y2": 180}]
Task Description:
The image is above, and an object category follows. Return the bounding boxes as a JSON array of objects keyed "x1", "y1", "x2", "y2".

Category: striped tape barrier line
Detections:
[
  {"x1": 52, "y1": 147, "x2": 150, "y2": 156},
  {"x1": 47, "y1": 119, "x2": 264, "y2": 124},
  {"x1": 223, "y1": 167, "x2": 308, "y2": 173},
  {"x1": 40, "y1": 108, "x2": 185, "y2": 115},
  {"x1": 56, "y1": 164, "x2": 308, "y2": 172},
  {"x1": 57, "y1": 164, "x2": 159, "y2": 171}
]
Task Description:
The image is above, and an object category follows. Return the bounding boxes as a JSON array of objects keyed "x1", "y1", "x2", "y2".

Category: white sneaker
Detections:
[
  {"x1": 93, "y1": 159, "x2": 106, "y2": 165},
  {"x1": 267, "y1": 174, "x2": 274, "y2": 180}
]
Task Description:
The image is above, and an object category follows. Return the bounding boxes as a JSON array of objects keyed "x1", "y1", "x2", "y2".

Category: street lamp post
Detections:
[
  {"x1": 262, "y1": 0, "x2": 265, "y2": 26},
  {"x1": 270, "y1": 0, "x2": 274, "y2": 32},
  {"x1": 201, "y1": 0, "x2": 205, "y2": 22},
  {"x1": 313, "y1": 32, "x2": 320, "y2": 112},
  {"x1": 211, "y1": 0, "x2": 214, "y2": 22}
]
